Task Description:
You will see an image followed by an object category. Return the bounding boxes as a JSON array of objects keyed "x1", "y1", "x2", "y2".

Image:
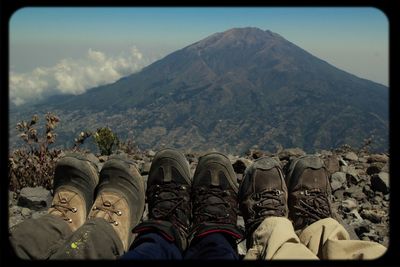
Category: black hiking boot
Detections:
[
  {"x1": 48, "y1": 152, "x2": 99, "y2": 232},
  {"x1": 132, "y1": 148, "x2": 192, "y2": 251},
  {"x1": 190, "y1": 152, "x2": 243, "y2": 243},
  {"x1": 88, "y1": 153, "x2": 145, "y2": 251},
  {"x1": 285, "y1": 155, "x2": 334, "y2": 231},
  {"x1": 238, "y1": 157, "x2": 288, "y2": 249}
]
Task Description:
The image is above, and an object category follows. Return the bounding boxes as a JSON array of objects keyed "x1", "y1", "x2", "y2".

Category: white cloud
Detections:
[{"x1": 9, "y1": 45, "x2": 150, "y2": 106}]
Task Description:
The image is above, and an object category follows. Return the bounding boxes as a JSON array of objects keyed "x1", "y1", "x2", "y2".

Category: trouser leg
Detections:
[
  {"x1": 298, "y1": 217, "x2": 387, "y2": 260},
  {"x1": 244, "y1": 216, "x2": 318, "y2": 260},
  {"x1": 9, "y1": 214, "x2": 73, "y2": 259},
  {"x1": 120, "y1": 232, "x2": 182, "y2": 259},
  {"x1": 185, "y1": 233, "x2": 239, "y2": 260},
  {"x1": 48, "y1": 217, "x2": 124, "y2": 259}
]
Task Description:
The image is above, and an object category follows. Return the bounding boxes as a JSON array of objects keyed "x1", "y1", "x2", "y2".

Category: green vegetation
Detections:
[{"x1": 93, "y1": 127, "x2": 119, "y2": 156}]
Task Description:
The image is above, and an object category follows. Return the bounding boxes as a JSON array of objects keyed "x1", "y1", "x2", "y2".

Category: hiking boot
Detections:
[
  {"x1": 88, "y1": 154, "x2": 145, "y2": 251},
  {"x1": 190, "y1": 152, "x2": 243, "y2": 242},
  {"x1": 238, "y1": 157, "x2": 288, "y2": 248},
  {"x1": 132, "y1": 148, "x2": 192, "y2": 251},
  {"x1": 48, "y1": 153, "x2": 99, "y2": 232},
  {"x1": 285, "y1": 155, "x2": 334, "y2": 231}
]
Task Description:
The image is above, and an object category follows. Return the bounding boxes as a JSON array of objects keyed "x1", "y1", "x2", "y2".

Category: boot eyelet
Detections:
[
  {"x1": 116, "y1": 211, "x2": 122, "y2": 216},
  {"x1": 72, "y1": 207, "x2": 77, "y2": 213},
  {"x1": 92, "y1": 206, "x2": 97, "y2": 210},
  {"x1": 68, "y1": 219, "x2": 72, "y2": 223},
  {"x1": 114, "y1": 221, "x2": 119, "y2": 226}
]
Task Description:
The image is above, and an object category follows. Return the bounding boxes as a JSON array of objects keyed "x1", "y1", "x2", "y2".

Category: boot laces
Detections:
[
  {"x1": 51, "y1": 192, "x2": 79, "y2": 223},
  {"x1": 92, "y1": 193, "x2": 123, "y2": 226},
  {"x1": 193, "y1": 186, "x2": 237, "y2": 223},
  {"x1": 148, "y1": 182, "x2": 189, "y2": 230},
  {"x1": 246, "y1": 188, "x2": 286, "y2": 230},
  {"x1": 293, "y1": 189, "x2": 331, "y2": 221}
]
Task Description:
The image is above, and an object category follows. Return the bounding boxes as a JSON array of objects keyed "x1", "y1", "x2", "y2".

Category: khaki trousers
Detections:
[{"x1": 244, "y1": 217, "x2": 387, "y2": 260}]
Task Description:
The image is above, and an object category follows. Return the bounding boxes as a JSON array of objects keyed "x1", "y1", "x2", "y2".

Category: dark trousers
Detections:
[{"x1": 121, "y1": 232, "x2": 239, "y2": 260}]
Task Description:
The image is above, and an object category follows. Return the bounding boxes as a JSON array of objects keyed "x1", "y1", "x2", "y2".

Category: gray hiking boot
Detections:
[
  {"x1": 48, "y1": 153, "x2": 99, "y2": 232},
  {"x1": 285, "y1": 155, "x2": 334, "y2": 231},
  {"x1": 238, "y1": 157, "x2": 288, "y2": 248},
  {"x1": 190, "y1": 152, "x2": 243, "y2": 242},
  {"x1": 132, "y1": 148, "x2": 192, "y2": 251},
  {"x1": 88, "y1": 154, "x2": 145, "y2": 251}
]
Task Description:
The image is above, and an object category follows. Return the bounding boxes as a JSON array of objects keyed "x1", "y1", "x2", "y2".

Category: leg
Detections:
[
  {"x1": 51, "y1": 153, "x2": 146, "y2": 259},
  {"x1": 299, "y1": 217, "x2": 387, "y2": 259},
  {"x1": 188, "y1": 152, "x2": 242, "y2": 259},
  {"x1": 121, "y1": 232, "x2": 182, "y2": 259},
  {"x1": 130, "y1": 148, "x2": 191, "y2": 258},
  {"x1": 286, "y1": 155, "x2": 387, "y2": 260},
  {"x1": 185, "y1": 233, "x2": 239, "y2": 260},
  {"x1": 9, "y1": 153, "x2": 99, "y2": 259},
  {"x1": 239, "y1": 157, "x2": 317, "y2": 260}
]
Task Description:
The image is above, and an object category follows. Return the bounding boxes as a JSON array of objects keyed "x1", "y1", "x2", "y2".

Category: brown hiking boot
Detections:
[
  {"x1": 88, "y1": 154, "x2": 145, "y2": 251},
  {"x1": 285, "y1": 155, "x2": 334, "y2": 231},
  {"x1": 48, "y1": 153, "x2": 99, "y2": 232},
  {"x1": 238, "y1": 157, "x2": 288, "y2": 248},
  {"x1": 132, "y1": 148, "x2": 192, "y2": 251},
  {"x1": 190, "y1": 152, "x2": 243, "y2": 242}
]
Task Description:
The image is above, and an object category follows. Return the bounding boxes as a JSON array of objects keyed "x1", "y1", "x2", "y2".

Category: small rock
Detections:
[
  {"x1": 344, "y1": 186, "x2": 366, "y2": 201},
  {"x1": 324, "y1": 155, "x2": 340, "y2": 174},
  {"x1": 21, "y1": 208, "x2": 32, "y2": 218},
  {"x1": 277, "y1": 147, "x2": 305, "y2": 161},
  {"x1": 341, "y1": 166, "x2": 360, "y2": 185},
  {"x1": 371, "y1": 172, "x2": 389, "y2": 194},
  {"x1": 250, "y1": 150, "x2": 265, "y2": 160},
  {"x1": 339, "y1": 158, "x2": 348, "y2": 166},
  {"x1": 360, "y1": 209, "x2": 382, "y2": 223},
  {"x1": 98, "y1": 155, "x2": 108, "y2": 162},
  {"x1": 330, "y1": 172, "x2": 347, "y2": 191},
  {"x1": 140, "y1": 162, "x2": 152, "y2": 175},
  {"x1": 367, "y1": 154, "x2": 389, "y2": 163},
  {"x1": 366, "y1": 162, "x2": 385, "y2": 175},
  {"x1": 381, "y1": 162, "x2": 389, "y2": 173},
  {"x1": 341, "y1": 198, "x2": 358, "y2": 212},
  {"x1": 147, "y1": 150, "x2": 156, "y2": 157},
  {"x1": 9, "y1": 206, "x2": 22, "y2": 216},
  {"x1": 232, "y1": 158, "x2": 253, "y2": 174},
  {"x1": 344, "y1": 152, "x2": 359, "y2": 162},
  {"x1": 353, "y1": 221, "x2": 370, "y2": 236},
  {"x1": 333, "y1": 189, "x2": 345, "y2": 200},
  {"x1": 32, "y1": 210, "x2": 48, "y2": 220},
  {"x1": 17, "y1": 187, "x2": 52, "y2": 211}
]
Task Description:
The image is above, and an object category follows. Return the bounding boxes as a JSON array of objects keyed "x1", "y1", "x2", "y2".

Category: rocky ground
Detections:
[{"x1": 9, "y1": 146, "x2": 390, "y2": 255}]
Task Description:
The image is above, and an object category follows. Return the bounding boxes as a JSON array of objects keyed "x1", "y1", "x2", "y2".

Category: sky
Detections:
[{"x1": 9, "y1": 7, "x2": 389, "y2": 106}]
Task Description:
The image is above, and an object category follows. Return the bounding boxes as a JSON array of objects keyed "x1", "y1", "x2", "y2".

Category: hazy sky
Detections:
[{"x1": 9, "y1": 7, "x2": 388, "y2": 106}]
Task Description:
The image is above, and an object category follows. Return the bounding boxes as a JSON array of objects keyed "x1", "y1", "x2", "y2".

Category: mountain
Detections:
[{"x1": 9, "y1": 27, "x2": 389, "y2": 153}]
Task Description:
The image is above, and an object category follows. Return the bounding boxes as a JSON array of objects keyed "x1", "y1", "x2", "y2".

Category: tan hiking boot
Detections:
[
  {"x1": 48, "y1": 153, "x2": 99, "y2": 232},
  {"x1": 88, "y1": 154, "x2": 145, "y2": 252}
]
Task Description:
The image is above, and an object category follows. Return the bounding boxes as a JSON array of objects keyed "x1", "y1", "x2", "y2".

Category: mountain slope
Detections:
[{"x1": 10, "y1": 27, "x2": 389, "y2": 153}]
